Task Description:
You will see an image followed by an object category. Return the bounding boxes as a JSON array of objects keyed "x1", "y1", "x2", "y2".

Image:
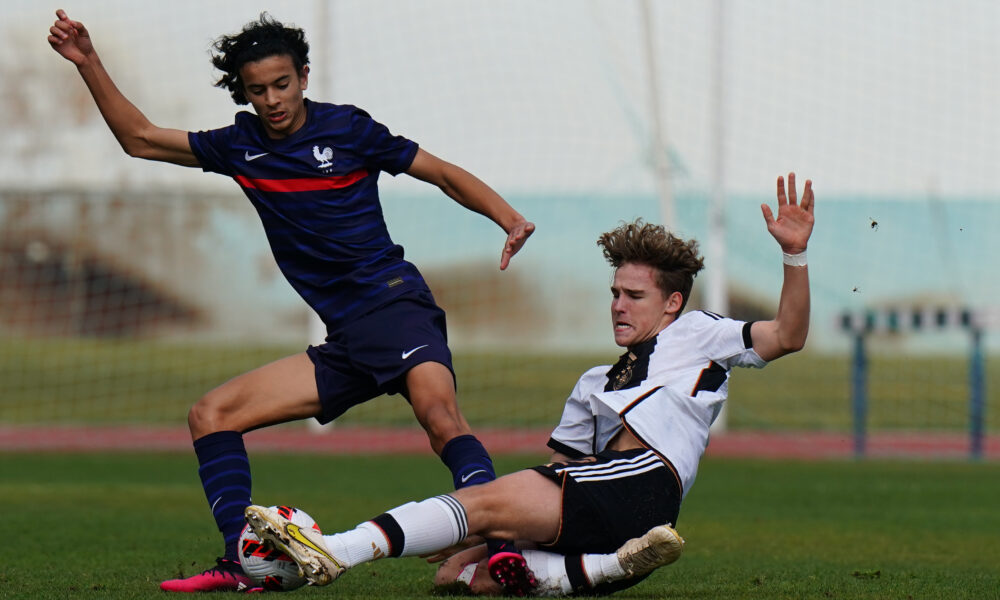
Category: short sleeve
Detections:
[
  {"x1": 188, "y1": 126, "x2": 238, "y2": 176},
  {"x1": 700, "y1": 315, "x2": 767, "y2": 369},
  {"x1": 547, "y1": 367, "x2": 608, "y2": 457},
  {"x1": 345, "y1": 108, "x2": 418, "y2": 175}
]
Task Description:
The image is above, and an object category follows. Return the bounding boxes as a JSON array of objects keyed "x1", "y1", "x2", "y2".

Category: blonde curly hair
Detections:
[{"x1": 597, "y1": 219, "x2": 705, "y2": 312}]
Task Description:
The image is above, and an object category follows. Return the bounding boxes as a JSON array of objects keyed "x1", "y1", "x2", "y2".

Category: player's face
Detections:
[
  {"x1": 610, "y1": 262, "x2": 681, "y2": 348},
  {"x1": 240, "y1": 54, "x2": 309, "y2": 139}
]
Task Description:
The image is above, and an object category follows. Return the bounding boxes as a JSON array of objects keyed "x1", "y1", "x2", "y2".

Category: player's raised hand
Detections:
[
  {"x1": 761, "y1": 172, "x2": 814, "y2": 254},
  {"x1": 499, "y1": 220, "x2": 535, "y2": 270},
  {"x1": 48, "y1": 9, "x2": 94, "y2": 65}
]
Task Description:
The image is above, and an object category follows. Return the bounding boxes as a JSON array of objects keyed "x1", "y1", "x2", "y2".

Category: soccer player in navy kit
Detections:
[
  {"x1": 49, "y1": 10, "x2": 534, "y2": 592},
  {"x1": 242, "y1": 174, "x2": 815, "y2": 596}
]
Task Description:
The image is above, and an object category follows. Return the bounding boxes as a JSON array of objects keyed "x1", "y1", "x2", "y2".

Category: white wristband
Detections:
[{"x1": 782, "y1": 250, "x2": 807, "y2": 267}]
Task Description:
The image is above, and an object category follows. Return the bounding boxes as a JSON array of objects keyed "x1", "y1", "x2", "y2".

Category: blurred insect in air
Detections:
[{"x1": 868, "y1": 217, "x2": 879, "y2": 231}]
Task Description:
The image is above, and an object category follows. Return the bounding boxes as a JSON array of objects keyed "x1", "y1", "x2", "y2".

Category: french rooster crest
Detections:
[{"x1": 312, "y1": 145, "x2": 334, "y2": 169}]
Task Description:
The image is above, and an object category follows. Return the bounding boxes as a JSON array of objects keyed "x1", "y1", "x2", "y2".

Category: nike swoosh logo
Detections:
[
  {"x1": 461, "y1": 469, "x2": 488, "y2": 483},
  {"x1": 285, "y1": 523, "x2": 340, "y2": 565},
  {"x1": 244, "y1": 151, "x2": 269, "y2": 161},
  {"x1": 401, "y1": 345, "x2": 429, "y2": 359}
]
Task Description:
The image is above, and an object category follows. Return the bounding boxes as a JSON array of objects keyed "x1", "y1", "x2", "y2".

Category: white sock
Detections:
[
  {"x1": 520, "y1": 549, "x2": 627, "y2": 596},
  {"x1": 388, "y1": 495, "x2": 467, "y2": 556},
  {"x1": 522, "y1": 550, "x2": 573, "y2": 596},
  {"x1": 582, "y1": 552, "x2": 626, "y2": 584},
  {"x1": 323, "y1": 495, "x2": 467, "y2": 566},
  {"x1": 322, "y1": 521, "x2": 390, "y2": 568}
]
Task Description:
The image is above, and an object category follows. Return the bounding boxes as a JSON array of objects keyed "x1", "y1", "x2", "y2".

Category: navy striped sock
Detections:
[
  {"x1": 439, "y1": 434, "x2": 496, "y2": 489},
  {"x1": 194, "y1": 431, "x2": 251, "y2": 562}
]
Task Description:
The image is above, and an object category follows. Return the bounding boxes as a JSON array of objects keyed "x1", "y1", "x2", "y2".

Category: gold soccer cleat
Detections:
[
  {"x1": 616, "y1": 524, "x2": 685, "y2": 578},
  {"x1": 244, "y1": 505, "x2": 346, "y2": 586}
]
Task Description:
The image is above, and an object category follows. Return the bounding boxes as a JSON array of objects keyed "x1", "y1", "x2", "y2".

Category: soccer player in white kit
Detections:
[{"x1": 246, "y1": 174, "x2": 814, "y2": 596}]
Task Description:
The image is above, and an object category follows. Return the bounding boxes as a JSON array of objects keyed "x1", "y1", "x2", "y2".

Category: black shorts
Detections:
[
  {"x1": 531, "y1": 448, "x2": 682, "y2": 554},
  {"x1": 306, "y1": 290, "x2": 454, "y2": 424}
]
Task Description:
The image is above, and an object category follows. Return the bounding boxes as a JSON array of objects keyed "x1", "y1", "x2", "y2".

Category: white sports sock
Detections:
[
  {"x1": 324, "y1": 495, "x2": 468, "y2": 567},
  {"x1": 322, "y1": 522, "x2": 390, "y2": 568},
  {"x1": 581, "y1": 551, "x2": 626, "y2": 584},
  {"x1": 521, "y1": 550, "x2": 573, "y2": 596},
  {"x1": 388, "y1": 495, "x2": 467, "y2": 556},
  {"x1": 520, "y1": 549, "x2": 627, "y2": 596}
]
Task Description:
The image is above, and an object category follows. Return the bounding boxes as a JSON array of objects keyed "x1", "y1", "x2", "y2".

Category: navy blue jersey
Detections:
[{"x1": 188, "y1": 99, "x2": 425, "y2": 332}]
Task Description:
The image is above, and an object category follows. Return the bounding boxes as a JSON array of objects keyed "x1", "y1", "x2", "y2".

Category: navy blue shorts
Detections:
[{"x1": 306, "y1": 290, "x2": 454, "y2": 424}]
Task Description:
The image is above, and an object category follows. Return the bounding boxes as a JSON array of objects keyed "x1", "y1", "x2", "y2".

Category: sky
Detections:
[{"x1": 3, "y1": 0, "x2": 1000, "y2": 199}]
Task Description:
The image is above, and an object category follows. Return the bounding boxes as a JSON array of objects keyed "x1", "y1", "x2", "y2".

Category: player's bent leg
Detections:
[
  {"x1": 406, "y1": 362, "x2": 535, "y2": 591},
  {"x1": 432, "y1": 525, "x2": 684, "y2": 597},
  {"x1": 406, "y1": 362, "x2": 497, "y2": 488},
  {"x1": 451, "y1": 469, "x2": 562, "y2": 544},
  {"x1": 456, "y1": 472, "x2": 554, "y2": 595},
  {"x1": 244, "y1": 471, "x2": 560, "y2": 591},
  {"x1": 188, "y1": 352, "x2": 322, "y2": 438},
  {"x1": 169, "y1": 353, "x2": 323, "y2": 591},
  {"x1": 245, "y1": 505, "x2": 346, "y2": 587},
  {"x1": 405, "y1": 362, "x2": 471, "y2": 448}
]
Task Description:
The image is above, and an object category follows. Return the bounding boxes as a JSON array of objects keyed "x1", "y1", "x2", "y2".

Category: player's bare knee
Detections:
[
  {"x1": 187, "y1": 398, "x2": 212, "y2": 433},
  {"x1": 188, "y1": 389, "x2": 232, "y2": 436}
]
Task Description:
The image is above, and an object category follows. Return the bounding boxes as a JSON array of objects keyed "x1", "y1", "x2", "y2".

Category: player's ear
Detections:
[
  {"x1": 665, "y1": 291, "x2": 684, "y2": 315},
  {"x1": 299, "y1": 65, "x2": 310, "y2": 90}
]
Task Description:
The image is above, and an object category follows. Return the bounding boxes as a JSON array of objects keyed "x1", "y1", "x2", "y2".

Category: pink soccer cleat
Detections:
[
  {"x1": 160, "y1": 557, "x2": 258, "y2": 593},
  {"x1": 488, "y1": 551, "x2": 538, "y2": 597}
]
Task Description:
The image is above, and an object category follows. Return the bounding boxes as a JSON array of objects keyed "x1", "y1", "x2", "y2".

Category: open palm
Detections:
[{"x1": 761, "y1": 172, "x2": 814, "y2": 254}]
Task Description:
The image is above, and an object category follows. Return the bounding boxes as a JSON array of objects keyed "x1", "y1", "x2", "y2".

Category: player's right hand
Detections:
[{"x1": 48, "y1": 9, "x2": 94, "y2": 65}]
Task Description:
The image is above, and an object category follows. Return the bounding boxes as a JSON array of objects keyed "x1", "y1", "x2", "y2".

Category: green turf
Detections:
[
  {"x1": 2, "y1": 339, "x2": 998, "y2": 432},
  {"x1": 1, "y1": 453, "x2": 997, "y2": 599}
]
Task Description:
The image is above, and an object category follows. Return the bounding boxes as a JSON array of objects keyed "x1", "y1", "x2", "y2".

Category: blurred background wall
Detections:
[{"x1": 2, "y1": 1, "x2": 998, "y2": 452}]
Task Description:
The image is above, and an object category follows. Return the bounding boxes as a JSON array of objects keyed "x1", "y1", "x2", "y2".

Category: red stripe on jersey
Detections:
[{"x1": 235, "y1": 169, "x2": 369, "y2": 192}]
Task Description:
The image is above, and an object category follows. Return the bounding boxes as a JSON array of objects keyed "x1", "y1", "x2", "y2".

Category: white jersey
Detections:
[{"x1": 547, "y1": 310, "x2": 767, "y2": 497}]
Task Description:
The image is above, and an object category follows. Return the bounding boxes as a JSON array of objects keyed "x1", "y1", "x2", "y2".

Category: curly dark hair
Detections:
[
  {"x1": 210, "y1": 13, "x2": 310, "y2": 105},
  {"x1": 597, "y1": 219, "x2": 705, "y2": 312}
]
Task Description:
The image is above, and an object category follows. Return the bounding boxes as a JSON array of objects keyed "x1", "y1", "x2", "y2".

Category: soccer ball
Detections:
[{"x1": 238, "y1": 505, "x2": 322, "y2": 591}]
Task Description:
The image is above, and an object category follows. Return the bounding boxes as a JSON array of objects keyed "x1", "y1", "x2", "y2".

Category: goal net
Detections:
[{"x1": 2, "y1": 1, "x2": 998, "y2": 457}]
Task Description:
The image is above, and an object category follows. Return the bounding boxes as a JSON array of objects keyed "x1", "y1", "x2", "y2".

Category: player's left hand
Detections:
[
  {"x1": 500, "y1": 220, "x2": 535, "y2": 270},
  {"x1": 761, "y1": 172, "x2": 814, "y2": 254},
  {"x1": 421, "y1": 536, "x2": 485, "y2": 563}
]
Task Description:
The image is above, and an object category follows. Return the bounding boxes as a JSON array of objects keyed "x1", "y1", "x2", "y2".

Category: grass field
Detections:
[
  {"x1": 2, "y1": 339, "x2": 998, "y2": 433},
  {"x1": 1, "y1": 452, "x2": 998, "y2": 599}
]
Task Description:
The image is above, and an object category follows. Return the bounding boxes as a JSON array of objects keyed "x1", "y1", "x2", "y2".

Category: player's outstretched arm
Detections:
[
  {"x1": 48, "y1": 9, "x2": 198, "y2": 167},
  {"x1": 406, "y1": 149, "x2": 535, "y2": 270},
  {"x1": 750, "y1": 172, "x2": 815, "y2": 361}
]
